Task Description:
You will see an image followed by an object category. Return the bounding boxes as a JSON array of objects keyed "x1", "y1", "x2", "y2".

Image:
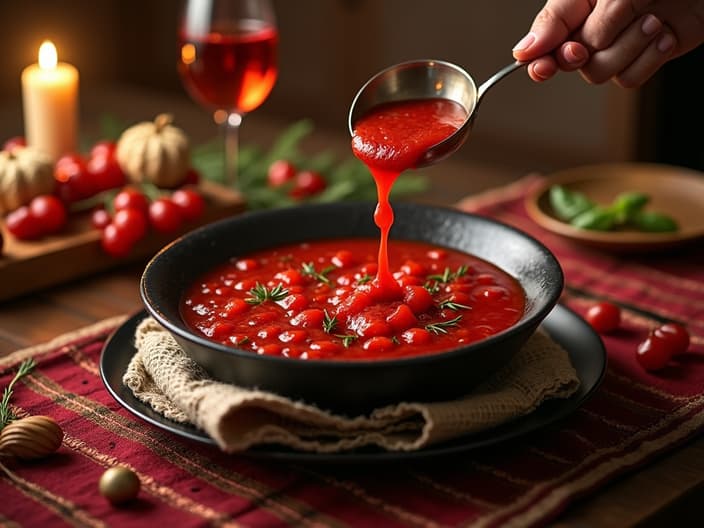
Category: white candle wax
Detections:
[{"x1": 21, "y1": 41, "x2": 79, "y2": 161}]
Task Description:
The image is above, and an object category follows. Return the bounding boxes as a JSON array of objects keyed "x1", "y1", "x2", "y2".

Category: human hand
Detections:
[{"x1": 513, "y1": 0, "x2": 704, "y2": 87}]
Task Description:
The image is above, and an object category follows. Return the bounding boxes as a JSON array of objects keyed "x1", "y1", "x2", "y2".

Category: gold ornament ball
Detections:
[{"x1": 99, "y1": 467, "x2": 140, "y2": 505}]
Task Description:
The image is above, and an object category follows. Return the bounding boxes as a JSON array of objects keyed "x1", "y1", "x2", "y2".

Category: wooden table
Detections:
[{"x1": 1, "y1": 87, "x2": 702, "y2": 527}]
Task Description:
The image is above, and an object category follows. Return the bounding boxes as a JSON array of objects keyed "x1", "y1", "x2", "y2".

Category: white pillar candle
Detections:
[{"x1": 21, "y1": 40, "x2": 79, "y2": 161}]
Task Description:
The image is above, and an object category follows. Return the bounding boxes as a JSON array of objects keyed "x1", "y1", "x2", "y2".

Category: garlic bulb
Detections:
[{"x1": 116, "y1": 113, "x2": 190, "y2": 188}]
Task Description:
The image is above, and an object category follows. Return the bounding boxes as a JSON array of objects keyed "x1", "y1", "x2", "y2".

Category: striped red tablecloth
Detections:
[{"x1": 1, "y1": 175, "x2": 702, "y2": 527}]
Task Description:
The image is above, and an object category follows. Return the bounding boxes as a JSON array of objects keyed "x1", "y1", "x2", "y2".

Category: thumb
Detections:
[{"x1": 513, "y1": 0, "x2": 593, "y2": 61}]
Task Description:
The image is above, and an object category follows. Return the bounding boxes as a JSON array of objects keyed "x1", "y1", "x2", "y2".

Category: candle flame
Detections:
[
  {"x1": 38, "y1": 40, "x2": 58, "y2": 70},
  {"x1": 181, "y1": 43, "x2": 196, "y2": 65}
]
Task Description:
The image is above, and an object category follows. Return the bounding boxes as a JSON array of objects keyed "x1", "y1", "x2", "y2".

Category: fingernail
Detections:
[
  {"x1": 513, "y1": 32, "x2": 536, "y2": 52},
  {"x1": 657, "y1": 33, "x2": 675, "y2": 53},
  {"x1": 641, "y1": 14, "x2": 662, "y2": 36},
  {"x1": 564, "y1": 43, "x2": 586, "y2": 64},
  {"x1": 531, "y1": 62, "x2": 550, "y2": 81}
]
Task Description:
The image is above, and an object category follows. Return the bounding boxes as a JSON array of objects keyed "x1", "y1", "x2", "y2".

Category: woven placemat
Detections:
[{"x1": 123, "y1": 316, "x2": 580, "y2": 453}]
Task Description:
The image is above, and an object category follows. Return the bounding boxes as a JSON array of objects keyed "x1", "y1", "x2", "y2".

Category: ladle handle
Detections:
[{"x1": 477, "y1": 61, "x2": 524, "y2": 103}]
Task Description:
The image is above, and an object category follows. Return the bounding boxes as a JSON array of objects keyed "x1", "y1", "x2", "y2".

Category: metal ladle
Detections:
[{"x1": 348, "y1": 60, "x2": 523, "y2": 167}]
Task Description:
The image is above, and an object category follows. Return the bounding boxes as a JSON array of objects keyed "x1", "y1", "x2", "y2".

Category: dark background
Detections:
[{"x1": 0, "y1": 0, "x2": 699, "y2": 174}]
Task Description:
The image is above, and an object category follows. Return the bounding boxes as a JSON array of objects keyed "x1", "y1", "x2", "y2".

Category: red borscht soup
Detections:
[{"x1": 181, "y1": 238, "x2": 525, "y2": 360}]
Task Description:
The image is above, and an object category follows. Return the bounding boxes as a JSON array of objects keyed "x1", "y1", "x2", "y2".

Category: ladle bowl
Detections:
[{"x1": 348, "y1": 59, "x2": 522, "y2": 167}]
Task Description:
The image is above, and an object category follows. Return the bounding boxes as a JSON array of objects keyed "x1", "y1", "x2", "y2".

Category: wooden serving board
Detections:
[{"x1": 0, "y1": 180, "x2": 246, "y2": 302}]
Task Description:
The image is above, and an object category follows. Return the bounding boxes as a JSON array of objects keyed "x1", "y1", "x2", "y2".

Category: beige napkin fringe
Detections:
[{"x1": 123, "y1": 317, "x2": 580, "y2": 453}]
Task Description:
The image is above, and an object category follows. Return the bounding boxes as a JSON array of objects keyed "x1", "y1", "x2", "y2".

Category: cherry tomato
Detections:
[
  {"x1": 5, "y1": 206, "x2": 43, "y2": 240},
  {"x1": 3, "y1": 136, "x2": 26, "y2": 152},
  {"x1": 91, "y1": 207, "x2": 111, "y2": 229},
  {"x1": 289, "y1": 170, "x2": 326, "y2": 199},
  {"x1": 585, "y1": 301, "x2": 621, "y2": 333},
  {"x1": 54, "y1": 153, "x2": 96, "y2": 203},
  {"x1": 113, "y1": 188, "x2": 150, "y2": 216},
  {"x1": 112, "y1": 208, "x2": 148, "y2": 243},
  {"x1": 89, "y1": 140, "x2": 117, "y2": 160},
  {"x1": 101, "y1": 223, "x2": 133, "y2": 258},
  {"x1": 170, "y1": 189, "x2": 205, "y2": 221},
  {"x1": 654, "y1": 323, "x2": 690, "y2": 355},
  {"x1": 403, "y1": 285, "x2": 434, "y2": 314},
  {"x1": 183, "y1": 168, "x2": 201, "y2": 186},
  {"x1": 148, "y1": 197, "x2": 183, "y2": 232},
  {"x1": 267, "y1": 160, "x2": 297, "y2": 187},
  {"x1": 28, "y1": 195, "x2": 67, "y2": 234},
  {"x1": 636, "y1": 331, "x2": 676, "y2": 371},
  {"x1": 87, "y1": 155, "x2": 126, "y2": 192}
]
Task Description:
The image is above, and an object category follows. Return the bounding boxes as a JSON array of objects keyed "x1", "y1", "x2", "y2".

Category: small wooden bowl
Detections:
[{"x1": 525, "y1": 163, "x2": 704, "y2": 253}]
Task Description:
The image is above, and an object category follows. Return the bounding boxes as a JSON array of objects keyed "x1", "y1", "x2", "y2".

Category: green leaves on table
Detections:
[
  {"x1": 548, "y1": 185, "x2": 678, "y2": 232},
  {"x1": 0, "y1": 359, "x2": 35, "y2": 430},
  {"x1": 191, "y1": 119, "x2": 428, "y2": 210}
]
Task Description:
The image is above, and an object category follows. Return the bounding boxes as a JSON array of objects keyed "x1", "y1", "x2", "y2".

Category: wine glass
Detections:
[{"x1": 178, "y1": 0, "x2": 278, "y2": 188}]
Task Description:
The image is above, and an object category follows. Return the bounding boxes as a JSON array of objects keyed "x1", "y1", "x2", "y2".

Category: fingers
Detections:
[
  {"x1": 579, "y1": 14, "x2": 673, "y2": 86},
  {"x1": 512, "y1": 0, "x2": 594, "y2": 61},
  {"x1": 527, "y1": 42, "x2": 589, "y2": 82},
  {"x1": 577, "y1": 0, "x2": 641, "y2": 50},
  {"x1": 613, "y1": 31, "x2": 677, "y2": 87}
]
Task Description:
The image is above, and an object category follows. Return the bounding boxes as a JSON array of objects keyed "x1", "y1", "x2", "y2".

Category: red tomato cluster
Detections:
[
  {"x1": 636, "y1": 322, "x2": 690, "y2": 371},
  {"x1": 266, "y1": 160, "x2": 327, "y2": 199},
  {"x1": 5, "y1": 195, "x2": 68, "y2": 241},
  {"x1": 1, "y1": 136, "x2": 206, "y2": 257},
  {"x1": 95, "y1": 186, "x2": 205, "y2": 257},
  {"x1": 55, "y1": 140, "x2": 126, "y2": 204},
  {"x1": 583, "y1": 300, "x2": 690, "y2": 372}
]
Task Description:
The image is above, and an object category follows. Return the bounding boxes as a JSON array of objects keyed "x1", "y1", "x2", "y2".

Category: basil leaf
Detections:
[
  {"x1": 549, "y1": 185, "x2": 595, "y2": 221},
  {"x1": 570, "y1": 207, "x2": 617, "y2": 231},
  {"x1": 612, "y1": 191, "x2": 649, "y2": 222},
  {"x1": 630, "y1": 211, "x2": 678, "y2": 232}
]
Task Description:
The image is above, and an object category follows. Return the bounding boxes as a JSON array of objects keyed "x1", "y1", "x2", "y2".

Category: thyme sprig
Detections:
[
  {"x1": 1, "y1": 359, "x2": 36, "y2": 430},
  {"x1": 426, "y1": 265, "x2": 469, "y2": 284},
  {"x1": 334, "y1": 334, "x2": 358, "y2": 348},
  {"x1": 356, "y1": 273, "x2": 373, "y2": 285},
  {"x1": 245, "y1": 283, "x2": 289, "y2": 305},
  {"x1": 323, "y1": 310, "x2": 338, "y2": 334},
  {"x1": 438, "y1": 299, "x2": 471, "y2": 311},
  {"x1": 423, "y1": 281, "x2": 441, "y2": 295},
  {"x1": 425, "y1": 315, "x2": 463, "y2": 335},
  {"x1": 301, "y1": 262, "x2": 335, "y2": 286}
]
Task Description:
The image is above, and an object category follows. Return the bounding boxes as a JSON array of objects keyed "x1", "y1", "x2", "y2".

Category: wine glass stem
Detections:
[{"x1": 223, "y1": 112, "x2": 242, "y2": 188}]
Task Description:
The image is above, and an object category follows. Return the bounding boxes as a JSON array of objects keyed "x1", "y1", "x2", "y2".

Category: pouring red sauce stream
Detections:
[
  {"x1": 351, "y1": 98, "x2": 467, "y2": 298},
  {"x1": 180, "y1": 96, "x2": 525, "y2": 360}
]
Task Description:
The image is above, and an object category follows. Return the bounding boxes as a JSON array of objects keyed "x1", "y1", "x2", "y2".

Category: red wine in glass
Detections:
[
  {"x1": 178, "y1": 0, "x2": 278, "y2": 188},
  {"x1": 178, "y1": 21, "x2": 278, "y2": 114}
]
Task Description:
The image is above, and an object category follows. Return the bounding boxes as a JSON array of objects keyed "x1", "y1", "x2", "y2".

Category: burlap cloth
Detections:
[{"x1": 123, "y1": 317, "x2": 580, "y2": 453}]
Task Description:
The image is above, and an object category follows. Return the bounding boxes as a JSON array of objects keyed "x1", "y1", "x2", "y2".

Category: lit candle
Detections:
[{"x1": 21, "y1": 40, "x2": 79, "y2": 161}]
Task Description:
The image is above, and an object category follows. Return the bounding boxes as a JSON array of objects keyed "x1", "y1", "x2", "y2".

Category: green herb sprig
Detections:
[
  {"x1": 427, "y1": 265, "x2": 469, "y2": 284},
  {"x1": 356, "y1": 274, "x2": 373, "y2": 285},
  {"x1": 438, "y1": 299, "x2": 471, "y2": 311},
  {"x1": 189, "y1": 119, "x2": 428, "y2": 210},
  {"x1": 302, "y1": 262, "x2": 335, "y2": 286},
  {"x1": 323, "y1": 310, "x2": 338, "y2": 334},
  {"x1": 1, "y1": 359, "x2": 36, "y2": 430},
  {"x1": 425, "y1": 315, "x2": 463, "y2": 335},
  {"x1": 334, "y1": 334, "x2": 358, "y2": 348},
  {"x1": 549, "y1": 185, "x2": 678, "y2": 232},
  {"x1": 245, "y1": 283, "x2": 289, "y2": 305}
]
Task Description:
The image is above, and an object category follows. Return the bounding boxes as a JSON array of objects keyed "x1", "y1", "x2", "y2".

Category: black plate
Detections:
[{"x1": 100, "y1": 304, "x2": 606, "y2": 463}]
